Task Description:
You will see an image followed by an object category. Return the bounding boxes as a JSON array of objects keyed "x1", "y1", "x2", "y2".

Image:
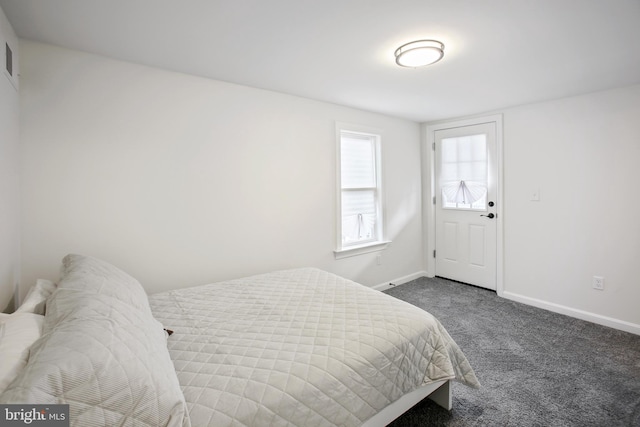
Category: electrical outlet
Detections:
[{"x1": 592, "y1": 276, "x2": 604, "y2": 290}]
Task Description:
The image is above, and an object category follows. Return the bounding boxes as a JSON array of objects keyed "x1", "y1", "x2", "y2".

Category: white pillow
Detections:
[
  {"x1": 15, "y1": 279, "x2": 57, "y2": 315},
  {"x1": 0, "y1": 312, "x2": 44, "y2": 393},
  {"x1": 2, "y1": 255, "x2": 191, "y2": 427},
  {"x1": 58, "y1": 254, "x2": 151, "y2": 315}
]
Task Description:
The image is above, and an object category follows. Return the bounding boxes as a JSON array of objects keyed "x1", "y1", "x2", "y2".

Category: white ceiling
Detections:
[{"x1": 2, "y1": 0, "x2": 640, "y2": 122}]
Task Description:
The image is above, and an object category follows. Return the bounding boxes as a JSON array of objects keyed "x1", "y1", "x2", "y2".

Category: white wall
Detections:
[
  {"x1": 21, "y1": 41, "x2": 638, "y2": 333},
  {"x1": 426, "y1": 85, "x2": 640, "y2": 332},
  {"x1": 0, "y1": 6, "x2": 20, "y2": 312},
  {"x1": 19, "y1": 41, "x2": 424, "y2": 296},
  {"x1": 501, "y1": 85, "x2": 640, "y2": 331}
]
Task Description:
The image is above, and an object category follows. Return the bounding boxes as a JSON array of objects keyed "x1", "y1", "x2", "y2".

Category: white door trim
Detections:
[{"x1": 423, "y1": 115, "x2": 504, "y2": 296}]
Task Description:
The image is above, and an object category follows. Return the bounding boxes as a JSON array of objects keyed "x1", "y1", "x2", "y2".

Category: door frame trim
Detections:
[{"x1": 423, "y1": 114, "x2": 504, "y2": 296}]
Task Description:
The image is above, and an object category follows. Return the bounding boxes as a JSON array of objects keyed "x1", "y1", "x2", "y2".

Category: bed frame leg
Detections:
[{"x1": 428, "y1": 380, "x2": 452, "y2": 410}]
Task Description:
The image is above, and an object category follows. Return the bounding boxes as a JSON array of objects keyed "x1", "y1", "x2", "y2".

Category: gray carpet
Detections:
[{"x1": 383, "y1": 276, "x2": 640, "y2": 427}]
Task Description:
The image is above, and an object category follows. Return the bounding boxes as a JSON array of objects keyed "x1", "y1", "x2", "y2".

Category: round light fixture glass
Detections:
[{"x1": 395, "y1": 40, "x2": 444, "y2": 68}]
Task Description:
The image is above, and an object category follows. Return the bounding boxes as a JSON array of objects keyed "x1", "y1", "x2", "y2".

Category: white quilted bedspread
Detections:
[{"x1": 149, "y1": 268, "x2": 478, "y2": 427}]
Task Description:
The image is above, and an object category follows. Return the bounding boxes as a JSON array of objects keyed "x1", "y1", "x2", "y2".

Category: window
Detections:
[
  {"x1": 440, "y1": 134, "x2": 488, "y2": 210},
  {"x1": 335, "y1": 126, "x2": 388, "y2": 257}
]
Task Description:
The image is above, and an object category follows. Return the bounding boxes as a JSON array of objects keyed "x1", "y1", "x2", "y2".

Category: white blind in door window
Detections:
[{"x1": 440, "y1": 134, "x2": 488, "y2": 210}]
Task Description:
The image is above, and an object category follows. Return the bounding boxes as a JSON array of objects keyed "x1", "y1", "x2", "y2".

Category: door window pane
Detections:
[{"x1": 440, "y1": 134, "x2": 488, "y2": 210}]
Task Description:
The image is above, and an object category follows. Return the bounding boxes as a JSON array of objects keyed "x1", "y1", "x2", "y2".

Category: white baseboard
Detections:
[
  {"x1": 372, "y1": 274, "x2": 640, "y2": 336},
  {"x1": 373, "y1": 271, "x2": 428, "y2": 292},
  {"x1": 502, "y1": 291, "x2": 640, "y2": 336}
]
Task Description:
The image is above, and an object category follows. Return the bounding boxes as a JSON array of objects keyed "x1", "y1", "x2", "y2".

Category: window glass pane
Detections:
[
  {"x1": 441, "y1": 141, "x2": 457, "y2": 163},
  {"x1": 471, "y1": 134, "x2": 487, "y2": 159},
  {"x1": 440, "y1": 134, "x2": 487, "y2": 210},
  {"x1": 341, "y1": 133, "x2": 376, "y2": 189},
  {"x1": 458, "y1": 136, "x2": 472, "y2": 162},
  {"x1": 342, "y1": 189, "x2": 377, "y2": 244}
]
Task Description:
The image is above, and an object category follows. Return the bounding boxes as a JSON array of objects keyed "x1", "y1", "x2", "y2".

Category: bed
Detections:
[{"x1": 0, "y1": 254, "x2": 479, "y2": 426}]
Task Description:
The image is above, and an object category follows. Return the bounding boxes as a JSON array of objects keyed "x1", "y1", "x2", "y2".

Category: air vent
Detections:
[
  {"x1": 5, "y1": 43, "x2": 12, "y2": 76},
  {"x1": 3, "y1": 42, "x2": 18, "y2": 91}
]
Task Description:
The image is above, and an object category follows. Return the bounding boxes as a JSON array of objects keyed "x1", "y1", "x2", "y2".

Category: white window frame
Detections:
[{"x1": 334, "y1": 123, "x2": 390, "y2": 259}]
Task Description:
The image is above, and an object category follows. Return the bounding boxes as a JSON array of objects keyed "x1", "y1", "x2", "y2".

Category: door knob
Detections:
[{"x1": 480, "y1": 213, "x2": 495, "y2": 219}]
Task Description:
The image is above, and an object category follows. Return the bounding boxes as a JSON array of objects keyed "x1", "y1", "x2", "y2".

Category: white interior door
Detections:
[{"x1": 434, "y1": 123, "x2": 497, "y2": 290}]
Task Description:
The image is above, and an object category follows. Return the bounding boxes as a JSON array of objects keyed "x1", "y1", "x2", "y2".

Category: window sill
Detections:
[{"x1": 334, "y1": 241, "x2": 391, "y2": 259}]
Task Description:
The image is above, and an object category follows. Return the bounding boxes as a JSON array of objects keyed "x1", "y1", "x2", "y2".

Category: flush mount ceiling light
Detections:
[{"x1": 394, "y1": 39, "x2": 444, "y2": 68}]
